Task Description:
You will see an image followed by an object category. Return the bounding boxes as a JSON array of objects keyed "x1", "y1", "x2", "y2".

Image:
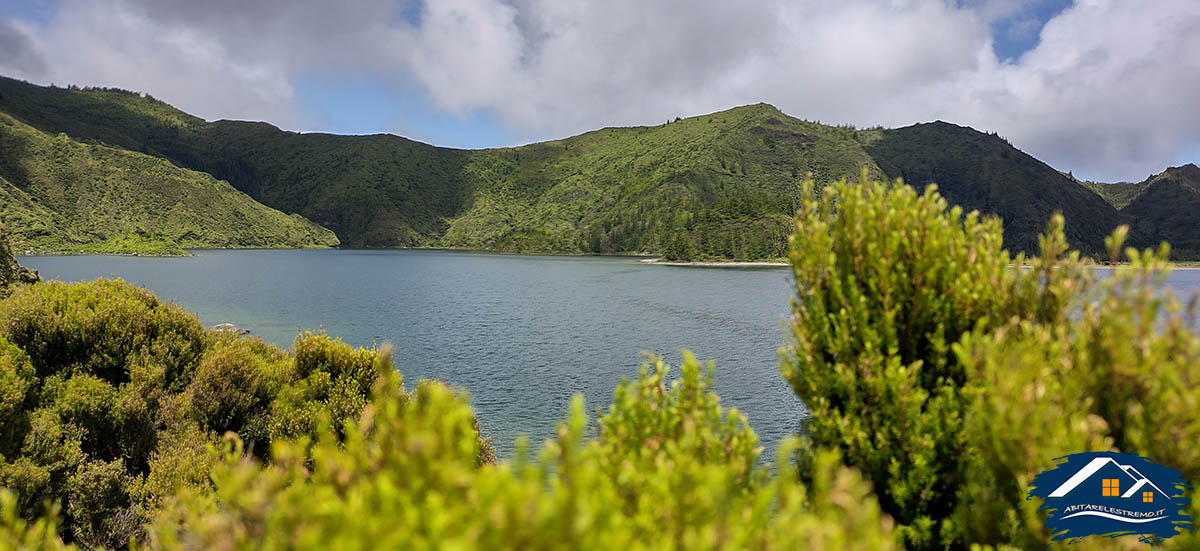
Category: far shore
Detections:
[
  {"x1": 16, "y1": 246, "x2": 1200, "y2": 270},
  {"x1": 639, "y1": 258, "x2": 788, "y2": 268}
]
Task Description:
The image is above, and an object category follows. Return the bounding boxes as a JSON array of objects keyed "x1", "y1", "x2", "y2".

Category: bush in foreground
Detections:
[
  {"x1": 784, "y1": 177, "x2": 1199, "y2": 549},
  {"x1": 139, "y1": 353, "x2": 893, "y2": 551},
  {"x1": 0, "y1": 280, "x2": 473, "y2": 548},
  {"x1": 1, "y1": 346, "x2": 896, "y2": 550}
]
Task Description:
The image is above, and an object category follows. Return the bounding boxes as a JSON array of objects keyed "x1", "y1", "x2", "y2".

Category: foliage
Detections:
[
  {"x1": 0, "y1": 277, "x2": 895, "y2": 549},
  {"x1": 784, "y1": 176, "x2": 1200, "y2": 549},
  {"x1": 6, "y1": 74, "x2": 1178, "y2": 260},
  {"x1": 0, "y1": 226, "x2": 38, "y2": 297},
  {"x1": 138, "y1": 353, "x2": 894, "y2": 551},
  {"x1": 954, "y1": 233, "x2": 1200, "y2": 549},
  {"x1": 0, "y1": 279, "x2": 475, "y2": 548},
  {"x1": 0, "y1": 108, "x2": 338, "y2": 254},
  {"x1": 782, "y1": 176, "x2": 1081, "y2": 547},
  {"x1": 0, "y1": 490, "x2": 78, "y2": 551}
]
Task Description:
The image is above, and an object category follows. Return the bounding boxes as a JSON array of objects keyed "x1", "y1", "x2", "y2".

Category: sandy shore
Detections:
[{"x1": 639, "y1": 258, "x2": 788, "y2": 267}]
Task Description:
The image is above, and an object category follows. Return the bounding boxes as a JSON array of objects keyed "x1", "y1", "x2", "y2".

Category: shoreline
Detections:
[
  {"x1": 639, "y1": 258, "x2": 788, "y2": 268},
  {"x1": 16, "y1": 246, "x2": 1200, "y2": 269}
]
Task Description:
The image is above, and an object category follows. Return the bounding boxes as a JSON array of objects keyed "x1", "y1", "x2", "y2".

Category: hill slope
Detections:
[
  {"x1": 863, "y1": 121, "x2": 1122, "y2": 255},
  {"x1": 3, "y1": 75, "x2": 1189, "y2": 259},
  {"x1": 0, "y1": 226, "x2": 37, "y2": 296},
  {"x1": 0, "y1": 109, "x2": 338, "y2": 254},
  {"x1": 1114, "y1": 164, "x2": 1200, "y2": 258},
  {"x1": 440, "y1": 104, "x2": 885, "y2": 258}
]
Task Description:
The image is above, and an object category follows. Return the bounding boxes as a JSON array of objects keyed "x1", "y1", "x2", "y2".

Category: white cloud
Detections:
[
  {"x1": 1, "y1": 0, "x2": 1197, "y2": 181},
  {"x1": 948, "y1": 0, "x2": 1200, "y2": 180}
]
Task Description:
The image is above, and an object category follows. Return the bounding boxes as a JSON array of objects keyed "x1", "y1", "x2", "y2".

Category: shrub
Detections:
[
  {"x1": 0, "y1": 279, "x2": 489, "y2": 546},
  {"x1": 0, "y1": 489, "x2": 78, "y2": 551},
  {"x1": 954, "y1": 235, "x2": 1200, "y2": 548},
  {"x1": 183, "y1": 335, "x2": 291, "y2": 452},
  {"x1": 0, "y1": 336, "x2": 35, "y2": 455},
  {"x1": 0, "y1": 279, "x2": 208, "y2": 387},
  {"x1": 784, "y1": 176, "x2": 1200, "y2": 549},
  {"x1": 65, "y1": 459, "x2": 135, "y2": 548},
  {"x1": 265, "y1": 331, "x2": 383, "y2": 444},
  {"x1": 49, "y1": 375, "x2": 120, "y2": 458},
  {"x1": 782, "y1": 176, "x2": 1089, "y2": 547},
  {"x1": 141, "y1": 353, "x2": 895, "y2": 551}
]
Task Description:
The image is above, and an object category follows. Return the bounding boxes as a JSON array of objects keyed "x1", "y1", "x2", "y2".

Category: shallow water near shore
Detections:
[
  {"x1": 21, "y1": 249, "x2": 804, "y2": 457},
  {"x1": 20, "y1": 250, "x2": 1200, "y2": 457}
]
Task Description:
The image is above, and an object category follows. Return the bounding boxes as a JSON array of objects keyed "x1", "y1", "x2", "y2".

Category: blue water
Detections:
[
  {"x1": 19, "y1": 251, "x2": 1200, "y2": 457},
  {"x1": 21, "y1": 250, "x2": 804, "y2": 457}
]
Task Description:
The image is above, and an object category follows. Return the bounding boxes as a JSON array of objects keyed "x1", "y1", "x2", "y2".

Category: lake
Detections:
[
  {"x1": 20, "y1": 250, "x2": 1200, "y2": 458},
  {"x1": 21, "y1": 249, "x2": 803, "y2": 457}
]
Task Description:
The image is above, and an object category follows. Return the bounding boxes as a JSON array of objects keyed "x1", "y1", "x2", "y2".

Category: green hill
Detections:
[
  {"x1": 0, "y1": 109, "x2": 338, "y2": 254},
  {"x1": 1112, "y1": 164, "x2": 1200, "y2": 258},
  {"x1": 863, "y1": 121, "x2": 1122, "y2": 255},
  {"x1": 440, "y1": 104, "x2": 885, "y2": 258},
  {"x1": 2, "y1": 75, "x2": 1191, "y2": 259}
]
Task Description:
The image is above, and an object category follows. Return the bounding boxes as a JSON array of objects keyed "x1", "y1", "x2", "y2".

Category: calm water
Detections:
[
  {"x1": 20, "y1": 251, "x2": 1200, "y2": 457},
  {"x1": 21, "y1": 250, "x2": 804, "y2": 457}
]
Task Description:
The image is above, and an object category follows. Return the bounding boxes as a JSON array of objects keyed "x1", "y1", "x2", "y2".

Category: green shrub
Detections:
[
  {"x1": 784, "y1": 176, "x2": 1200, "y2": 549},
  {"x1": 0, "y1": 489, "x2": 78, "y2": 551},
  {"x1": 0, "y1": 336, "x2": 35, "y2": 455},
  {"x1": 183, "y1": 335, "x2": 291, "y2": 452},
  {"x1": 782, "y1": 176, "x2": 1089, "y2": 547},
  {"x1": 0, "y1": 279, "x2": 489, "y2": 546},
  {"x1": 140, "y1": 353, "x2": 894, "y2": 551},
  {"x1": 265, "y1": 331, "x2": 382, "y2": 444},
  {"x1": 954, "y1": 235, "x2": 1200, "y2": 549},
  {"x1": 0, "y1": 279, "x2": 208, "y2": 387},
  {"x1": 50, "y1": 375, "x2": 120, "y2": 458},
  {"x1": 65, "y1": 459, "x2": 135, "y2": 548}
]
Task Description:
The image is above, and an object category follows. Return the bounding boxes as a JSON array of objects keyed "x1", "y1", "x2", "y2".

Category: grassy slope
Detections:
[
  {"x1": 1078, "y1": 180, "x2": 1145, "y2": 210},
  {"x1": 4, "y1": 75, "x2": 1188, "y2": 259},
  {"x1": 0, "y1": 110, "x2": 339, "y2": 254},
  {"x1": 863, "y1": 121, "x2": 1122, "y2": 256}
]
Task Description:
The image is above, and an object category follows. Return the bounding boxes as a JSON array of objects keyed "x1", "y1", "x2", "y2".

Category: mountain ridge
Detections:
[{"x1": 0, "y1": 75, "x2": 1195, "y2": 259}]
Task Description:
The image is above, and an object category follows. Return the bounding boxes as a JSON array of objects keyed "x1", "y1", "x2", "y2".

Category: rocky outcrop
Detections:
[{"x1": 0, "y1": 227, "x2": 39, "y2": 296}]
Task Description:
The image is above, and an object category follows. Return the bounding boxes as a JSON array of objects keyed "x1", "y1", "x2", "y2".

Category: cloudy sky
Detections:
[{"x1": 0, "y1": 0, "x2": 1197, "y2": 182}]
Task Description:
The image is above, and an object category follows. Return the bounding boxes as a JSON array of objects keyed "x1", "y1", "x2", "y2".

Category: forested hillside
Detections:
[
  {"x1": 864, "y1": 121, "x2": 1122, "y2": 255},
  {"x1": 1, "y1": 75, "x2": 1194, "y2": 259},
  {"x1": 1085, "y1": 164, "x2": 1200, "y2": 258},
  {"x1": 0, "y1": 103, "x2": 338, "y2": 254}
]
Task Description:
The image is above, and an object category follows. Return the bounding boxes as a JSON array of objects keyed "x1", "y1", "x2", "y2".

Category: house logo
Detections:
[{"x1": 1028, "y1": 452, "x2": 1192, "y2": 545}]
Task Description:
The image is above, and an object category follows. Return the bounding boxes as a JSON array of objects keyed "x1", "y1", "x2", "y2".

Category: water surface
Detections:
[
  {"x1": 23, "y1": 250, "x2": 803, "y2": 456},
  {"x1": 21, "y1": 251, "x2": 1200, "y2": 457}
]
